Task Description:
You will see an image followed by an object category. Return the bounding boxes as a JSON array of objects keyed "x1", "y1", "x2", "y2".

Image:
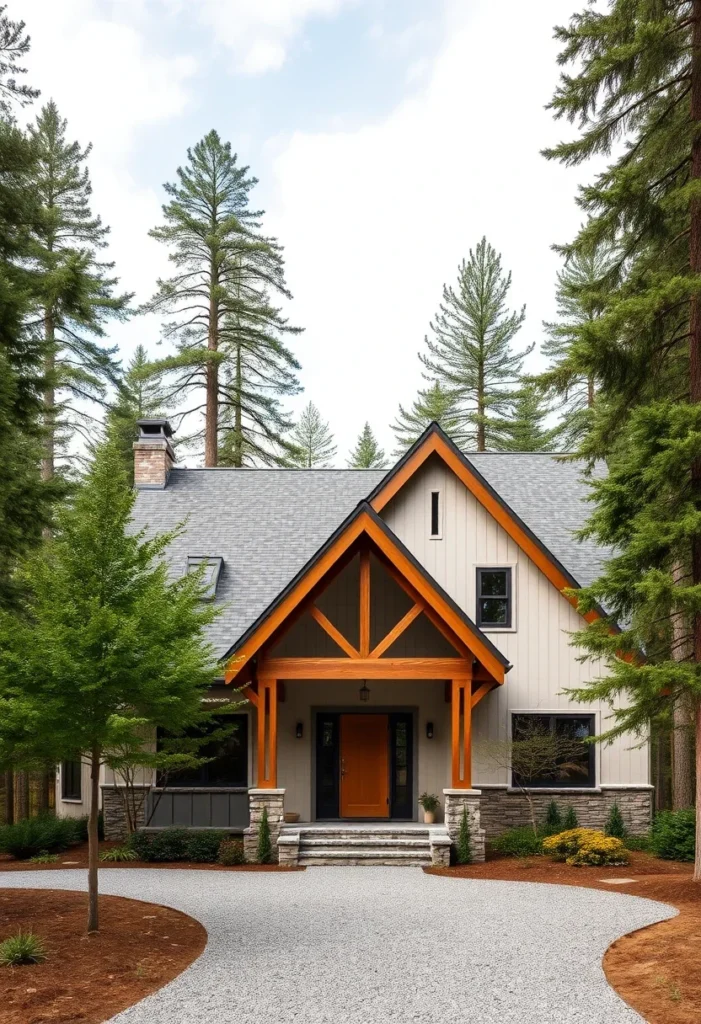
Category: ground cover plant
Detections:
[{"x1": 0, "y1": 931, "x2": 47, "y2": 967}]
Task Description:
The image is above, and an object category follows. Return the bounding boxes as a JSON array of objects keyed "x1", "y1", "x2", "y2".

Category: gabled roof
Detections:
[{"x1": 223, "y1": 501, "x2": 510, "y2": 684}]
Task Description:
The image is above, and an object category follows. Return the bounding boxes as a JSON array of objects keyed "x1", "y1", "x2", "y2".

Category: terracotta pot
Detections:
[
  {"x1": 284, "y1": 812, "x2": 300, "y2": 823},
  {"x1": 423, "y1": 810, "x2": 435, "y2": 824}
]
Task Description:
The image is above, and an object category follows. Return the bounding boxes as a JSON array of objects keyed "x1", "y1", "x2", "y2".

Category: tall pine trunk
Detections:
[
  {"x1": 204, "y1": 261, "x2": 219, "y2": 468},
  {"x1": 587, "y1": 375, "x2": 595, "y2": 407},
  {"x1": 87, "y1": 744, "x2": 100, "y2": 932},
  {"x1": 671, "y1": 562, "x2": 695, "y2": 808},
  {"x1": 688, "y1": 0, "x2": 701, "y2": 883},
  {"x1": 15, "y1": 771, "x2": 29, "y2": 820},
  {"x1": 37, "y1": 308, "x2": 56, "y2": 814},
  {"x1": 477, "y1": 362, "x2": 486, "y2": 452},
  {"x1": 3, "y1": 770, "x2": 13, "y2": 824},
  {"x1": 233, "y1": 343, "x2": 243, "y2": 468}
]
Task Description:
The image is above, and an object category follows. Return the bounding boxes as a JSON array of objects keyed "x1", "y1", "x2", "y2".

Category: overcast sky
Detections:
[{"x1": 19, "y1": 0, "x2": 591, "y2": 463}]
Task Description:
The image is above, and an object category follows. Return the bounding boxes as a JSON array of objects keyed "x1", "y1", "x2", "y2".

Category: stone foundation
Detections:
[
  {"x1": 243, "y1": 788, "x2": 285, "y2": 863},
  {"x1": 101, "y1": 785, "x2": 149, "y2": 840},
  {"x1": 443, "y1": 789, "x2": 486, "y2": 862},
  {"x1": 477, "y1": 786, "x2": 654, "y2": 837}
]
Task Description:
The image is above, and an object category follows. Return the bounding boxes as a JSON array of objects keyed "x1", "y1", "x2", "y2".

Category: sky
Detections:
[{"x1": 18, "y1": 0, "x2": 593, "y2": 464}]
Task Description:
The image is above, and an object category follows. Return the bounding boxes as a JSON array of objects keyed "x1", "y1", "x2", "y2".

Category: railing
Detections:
[{"x1": 145, "y1": 787, "x2": 249, "y2": 830}]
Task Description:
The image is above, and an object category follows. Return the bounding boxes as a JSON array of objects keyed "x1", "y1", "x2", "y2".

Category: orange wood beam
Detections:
[
  {"x1": 239, "y1": 681, "x2": 259, "y2": 708},
  {"x1": 259, "y1": 656, "x2": 471, "y2": 680},
  {"x1": 256, "y1": 678, "x2": 278, "y2": 788},
  {"x1": 310, "y1": 605, "x2": 360, "y2": 659},
  {"x1": 451, "y1": 678, "x2": 472, "y2": 788},
  {"x1": 471, "y1": 680, "x2": 497, "y2": 708},
  {"x1": 359, "y1": 549, "x2": 371, "y2": 656},
  {"x1": 369, "y1": 602, "x2": 422, "y2": 659}
]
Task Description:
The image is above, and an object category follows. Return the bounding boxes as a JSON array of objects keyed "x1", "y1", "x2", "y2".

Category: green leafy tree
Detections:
[
  {"x1": 420, "y1": 238, "x2": 532, "y2": 451},
  {"x1": 347, "y1": 422, "x2": 387, "y2": 469},
  {"x1": 106, "y1": 345, "x2": 167, "y2": 485},
  {"x1": 26, "y1": 101, "x2": 130, "y2": 478},
  {"x1": 391, "y1": 381, "x2": 463, "y2": 454},
  {"x1": 288, "y1": 401, "x2": 337, "y2": 467},
  {"x1": 542, "y1": 0, "x2": 701, "y2": 880},
  {"x1": 0, "y1": 439, "x2": 220, "y2": 931},
  {"x1": 455, "y1": 806, "x2": 472, "y2": 865},
  {"x1": 257, "y1": 806, "x2": 272, "y2": 864},
  {"x1": 503, "y1": 385, "x2": 560, "y2": 452},
  {"x1": 144, "y1": 131, "x2": 301, "y2": 467}
]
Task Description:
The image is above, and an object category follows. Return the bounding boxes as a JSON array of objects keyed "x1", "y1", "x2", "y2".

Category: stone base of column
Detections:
[
  {"x1": 100, "y1": 785, "x2": 149, "y2": 841},
  {"x1": 443, "y1": 788, "x2": 485, "y2": 863},
  {"x1": 429, "y1": 831, "x2": 452, "y2": 867},
  {"x1": 278, "y1": 831, "x2": 300, "y2": 866},
  {"x1": 243, "y1": 788, "x2": 285, "y2": 863}
]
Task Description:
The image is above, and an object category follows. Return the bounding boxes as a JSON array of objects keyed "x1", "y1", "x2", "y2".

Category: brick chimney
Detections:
[{"x1": 133, "y1": 419, "x2": 175, "y2": 489}]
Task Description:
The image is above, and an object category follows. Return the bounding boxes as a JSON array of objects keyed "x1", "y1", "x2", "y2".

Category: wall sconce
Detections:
[
  {"x1": 295, "y1": 722, "x2": 303, "y2": 739},
  {"x1": 426, "y1": 722, "x2": 434, "y2": 740},
  {"x1": 359, "y1": 681, "x2": 370, "y2": 703}
]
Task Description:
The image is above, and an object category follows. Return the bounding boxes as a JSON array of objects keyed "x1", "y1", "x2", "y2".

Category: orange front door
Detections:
[{"x1": 339, "y1": 714, "x2": 389, "y2": 818}]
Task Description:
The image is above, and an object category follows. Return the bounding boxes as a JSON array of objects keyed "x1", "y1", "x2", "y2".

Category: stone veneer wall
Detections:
[
  {"x1": 101, "y1": 785, "x2": 148, "y2": 840},
  {"x1": 443, "y1": 789, "x2": 486, "y2": 862},
  {"x1": 478, "y1": 786, "x2": 653, "y2": 837},
  {"x1": 243, "y1": 789, "x2": 285, "y2": 863}
]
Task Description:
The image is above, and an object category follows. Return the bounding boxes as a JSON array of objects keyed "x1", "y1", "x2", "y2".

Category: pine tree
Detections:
[
  {"x1": 563, "y1": 805, "x2": 578, "y2": 830},
  {"x1": 256, "y1": 806, "x2": 272, "y2": 864},
  {"x1": 455, "y1": 805, "x2": 472, "y2": 864},
  {"x1": 106, "y1": 345, "x2": 166, "y2": 485},
  {"x1": 26, "y1": 101, "x2": 130, "y2": 478},
  {"x1": 347, "y1": 422, "x2": 387, "y2": 469},
  {"x1": 144, "y1": 131, "x2": 301, "y2": 467},
  {"x1": 544, "y1": 799, "x2": 562, "y2": 832},
  {"x1": 542, "y1": 0, "x2": 701, "y2": 880},
  {"x1": 605, "y1": 802, "x2": 626, "y2": 840},
  {"x1": 288, "y1": 401, "x2": 337, "y2": 467},
  {"x1": 503, "y1": 385, "x2": 560, "y2": 452},
  {"x1": 419, "y1": 238, "x2": 532, "y2": 451},
  {"x1": 391, "y1": 381, "x2": 463, "y2": 455}
]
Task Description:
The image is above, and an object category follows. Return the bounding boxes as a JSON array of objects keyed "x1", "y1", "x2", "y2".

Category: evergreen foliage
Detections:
[
  {"x1": 563, "y1": 805, "x2": 579, "y2": 830},
  {"x1": 0, "y1": 6, "x2": 38, "y2": 114},
  {"x1": 543, "y1": 0, "x2": 701, "y2": 880},
  {"x1": 0, "y1": 439, "x2": 220, "y2": 930},
  {"x1": 391, "y1": 381, "x2": 463, "y2": 454},
  {"x1": 288, "y1": 401, "x2": 337, "y2": 467},
  {"x1": 650, "y1": 809, "x2": 696, "y2": 862},
  {"x1": 106, "y1": 345, "x2": 166, "y2": 485},
  {"x1": 455, "y1": 805, "x2": 472, "y2": 864},
  {"x1": 605, "y1": 803, "x2": 626, "y2": 839},
  {"x1": 503, "y1": 385, "x2": 559, "y2": 452},
  {"x1": 545, "y1": 800, "x2": 562, "y2": 832},
  {"x1": 257, "y1": 806, "x2": 272, "y2": 864},
  {"x1": 26, "y1": 101, "x2": 130, "y2": 477},
  {"x1": 419, "y1": 238, "x2": 532, "y2": 450},
  {"x1": 347, "y1": 422, "x2": 387, "y2": 469},
  {"x1": 144, "y1": 131, "x2": 302, "y2": 467}
]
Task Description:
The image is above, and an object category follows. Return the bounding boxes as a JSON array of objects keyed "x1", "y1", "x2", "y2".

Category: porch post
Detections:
[
  {"x1": 450, "y1": 678, "x2": 471, "y2": 788},
  {"x1": 257, "y1": 677, "x2": 278, "y2": 788}
]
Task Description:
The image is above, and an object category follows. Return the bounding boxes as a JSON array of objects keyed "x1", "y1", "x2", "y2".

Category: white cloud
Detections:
[{"x1": 264, "y1": 0, "x2": 593, "y2": 459}]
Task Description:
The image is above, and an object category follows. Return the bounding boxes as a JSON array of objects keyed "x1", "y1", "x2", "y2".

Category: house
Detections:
[{"x1": 56, "y1": 419, "x2": 653, "y2": 865}]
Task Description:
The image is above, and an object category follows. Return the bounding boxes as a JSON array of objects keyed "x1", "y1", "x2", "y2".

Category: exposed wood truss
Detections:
[{"x1": 259, "y1": 657, "x2": 472, "y2": 680}]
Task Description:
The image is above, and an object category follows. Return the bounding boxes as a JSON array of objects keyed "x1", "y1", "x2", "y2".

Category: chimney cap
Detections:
[{"x1": 137, "y1": 418, "x2": 174, "y2": 440}]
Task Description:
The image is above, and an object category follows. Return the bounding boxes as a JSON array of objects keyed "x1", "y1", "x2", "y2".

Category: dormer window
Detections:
[
  {"x1": 187, "y1": 556, "x2": 223, "y2": 601},
  {"x1": 476, "y1": 567, "x2": 512, "y2": 628}
]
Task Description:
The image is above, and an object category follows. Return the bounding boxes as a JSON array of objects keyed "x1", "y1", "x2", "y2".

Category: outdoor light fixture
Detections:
[
  {"x1": 359, "y1": 681, "x2": 370, "y2": 703},
  {"x1": 295, "y1": 722, "x2": 303, "y2": 739},
  {"x1": 426, "y1": 721, "x2": 434, "y2": 740}
]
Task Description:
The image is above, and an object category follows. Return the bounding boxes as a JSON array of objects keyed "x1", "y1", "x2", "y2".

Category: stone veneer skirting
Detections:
[
  {"x1": 443, "y1": 789, "x2": 486, "y2": 862},
  {"x1": 477, "y1": 785, "x2": 654, "y2": 837},
  {"x1": 101, "y1": 785, "x2": 148, "y2": 840},
  {"x1": 243, "y1": 789, "x2": 285, "y2": 863}
]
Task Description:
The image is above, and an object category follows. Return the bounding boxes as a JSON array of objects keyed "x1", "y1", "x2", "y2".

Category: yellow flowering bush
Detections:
[{"x1": 542, "y1": 827, "x2": 628, "y2": 867}]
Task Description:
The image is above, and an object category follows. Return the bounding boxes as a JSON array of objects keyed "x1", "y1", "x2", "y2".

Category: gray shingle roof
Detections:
[{"x1": 130, "y1": 456, "x2": 606, "y2": 662}]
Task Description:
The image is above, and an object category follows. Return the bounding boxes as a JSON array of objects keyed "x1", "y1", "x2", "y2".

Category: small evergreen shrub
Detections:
[
  {"x1": 218, "y1": 839, "x2": 246, "y2": 866},
  {"x1": 624, "y1": 833, "x2": 650, "y2": 852},
  {"x1": 563, "y1": 805, "x2": 578, "y2": 830},
  {"x1": 490, "y1": 827, "x2": 543, "y2": 858},
  {"x1": 183, "y1": 832, "x2": 226, "y2": 863},
  {"x1": 257, "y1": 807, "x2": 273, "y2": 864},
  {"x1": 543, "y1": 828, "x2": 628, "y2": 866},
  {"x1": 28, "y1": 851, "x2": 58, "y2": 864},
  {"x1": 0, "y1": 931, "x2": 47, "y2": 966},
  {"x1": 100, "y1": 846, "x2": 138, "y2": 862},
  {"x1": 455, "y1": 807, "x2": 472, "y2": 865},
  {"x1": 544, "y1": 800, "x2": 562, "y2": 834},
  {"x1": 650, "y1": 810, "x2": 696, "y2": 862},
  {"x1": 0, "y1": 815, "x2": 83, "y2": 859},
  {"x1": 605, "y1": 803, "x2": 626, "y2": 839}
]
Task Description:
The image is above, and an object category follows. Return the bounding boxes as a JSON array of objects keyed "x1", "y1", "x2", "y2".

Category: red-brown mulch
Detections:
[
  {"x1": 0, "y1": 841, "x2": 302, "y2": 872},
  {"x1": 0, "y1": 888, "x2": 207, "y2": 1024},
  {"x1": 426, "y1": 851, "x2": 701, "y2": 1024}
]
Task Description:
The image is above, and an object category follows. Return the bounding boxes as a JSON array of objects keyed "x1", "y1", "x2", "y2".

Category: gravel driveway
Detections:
[{"x1": 2, "y1": 868, "x2": 675, "y2": 1023}]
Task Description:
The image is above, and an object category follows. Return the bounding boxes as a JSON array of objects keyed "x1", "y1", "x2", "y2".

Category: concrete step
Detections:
[
  {"x1": 299, "y1": 847, "x2": 432, "y2": 867},
  {"x1": 300, "y1": 858, "x2": 431, "y2": 867},
  {"x1": 300, "y1": 837, "x2": 431, "y2": 849},
  {"x1": 291, "y1": 828, "x2": 433, "y2": 839}
]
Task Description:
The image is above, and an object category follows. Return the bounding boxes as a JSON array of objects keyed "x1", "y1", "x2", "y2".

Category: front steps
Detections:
[{"x1": 278, "y1": 824, "x2": 451, "y2": 867}]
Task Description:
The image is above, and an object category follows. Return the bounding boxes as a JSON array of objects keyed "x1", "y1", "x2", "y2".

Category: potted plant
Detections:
[{"x1": 419, "y1": 793, "x2": 440, "y2": 824}]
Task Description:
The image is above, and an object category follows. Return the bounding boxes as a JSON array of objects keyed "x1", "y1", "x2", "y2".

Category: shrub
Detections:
[
  {"x1": 127, "y1": 829, "x2": 225, "y2": 863},
  {"x1": 257, "y1": 807, "x2": 273, "y2": 864},
  {"x1": 100, "y1": 846, "x2": 137, "y2": 863},
  {"x1": 455, "y1": 807, "x2": 472, "y2": 865},
  {"x1": 605, "y1": 803, "x2": 626, "y2": 839},
  {"x1": 542, "y1": 828, "x2": 602, "y2": 861},
  {"x1": 0, "y1": 815, "x2": 84, "y2": 860},
  {"x1": 543, "y1": 828, "x2": 628, "y2": 867},
  {"x1": 0, "y1": 931, "x2": 47, "y2": 966},
  {"x1": 624, "y1": 833, "x2": 650, "y2": 852},
  {"x1": 28, "y1": 851, "x2": 58, "y2": 864},
  {"x1": 650, "y1": 810, "x2": 696, "y2": 862},
  {"x1": 490, "y1": 827, "x2": 543, "y2": 858},
  {"x1": 183, "y1": 832, "x2": 226, "y2": 863},
  {"x1": 218, "y1": 839, "x2": 246, "y2": 866},
  {"x1": 563, "y1": 805, "x2": 578, "y2": 830},
  {"x1": 544, "y1": 800, "x2": 562, "y2": 833}
]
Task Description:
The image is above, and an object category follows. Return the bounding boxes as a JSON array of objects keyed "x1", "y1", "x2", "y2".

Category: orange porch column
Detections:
[
  {"x1": 450, "y1": 678, "x2": 472, "y2": 789},
  {"x1": 256, "y1": 677, "x2": 278, "y2": 788}
]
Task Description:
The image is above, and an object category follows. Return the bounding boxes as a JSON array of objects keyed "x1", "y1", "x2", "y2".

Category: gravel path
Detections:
[{"x1": 1, "y1": 868, "x2": 675, "y2": 1023}]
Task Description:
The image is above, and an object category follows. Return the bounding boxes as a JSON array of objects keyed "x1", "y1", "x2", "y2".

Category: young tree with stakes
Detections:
[
  {"x1": 347, "y1": 422, "x2": 387, "y2": 469},
  {"x1": 420, "y1": 238, "x2": 532, "y2": 451},
  {"x1": 0, "y1": 439, "x2": 220, "y2": 931},
  {"x1": 543, "y1": 0, "x2": 701, "y2": 879},
  {"x1": 288, "y1": 401, "x2": 337, "y2": 467},
  {"x1": 391, "y1": 381, "x2": 463, "y2": 454}
]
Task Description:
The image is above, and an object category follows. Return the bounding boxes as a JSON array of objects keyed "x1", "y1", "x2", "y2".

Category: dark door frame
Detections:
[{"x1": 312, "y1": 706, "x2": 417, "y2": 821}]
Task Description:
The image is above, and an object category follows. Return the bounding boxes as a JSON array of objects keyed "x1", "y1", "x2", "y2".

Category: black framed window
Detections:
[
  {"x1": 157, "y1": 715, "x2": 248, "y2": 787},
  {"x1": 430, "y1": 491, "x2": 441, "y2": 537},
  {"x1": 476, "y1": 567, "x2": 512, "y2": 628},
  {"x1": 511, "y1": 713, "x2": 595, "y2": 788},
  {"x1": 390, "y1": 713, "x2": 413, "y2": 819},
  {"x1": 61, "y1": 760, "x2": 82, "y2": 800},
  {"x1": 315, "y1": 713, "x2": 340, "y2": 819}
]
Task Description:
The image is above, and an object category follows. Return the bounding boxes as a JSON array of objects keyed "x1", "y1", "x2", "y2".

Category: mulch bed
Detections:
[
  {"x1": 0, "y1": 888, "x2": 207, "y2": 1024},
  {"x1": 0, "y1": 841, "x2": 303, "y2": 872},
  {"x1": 426, "y1": 851, "x2": 700, "y2": 1024}
]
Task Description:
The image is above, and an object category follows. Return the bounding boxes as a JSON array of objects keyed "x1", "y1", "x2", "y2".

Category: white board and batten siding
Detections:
[{"x1": 381, "y1": 455, "x2": 649, "y2": 789}]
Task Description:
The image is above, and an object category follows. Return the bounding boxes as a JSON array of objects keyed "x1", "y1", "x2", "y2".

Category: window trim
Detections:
[
  {"x1": 61, "y1": 759, "x2": 82, "y2": 802},
  {"x1": 509, "y1": 711, "x2": 596, "y2": 789},
  {"x1": 476, "y1": 565, "x2": 513, "y2": 630},
  {"x1": 429, "y1": 490, "x2": 442, "y2": 539}
]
